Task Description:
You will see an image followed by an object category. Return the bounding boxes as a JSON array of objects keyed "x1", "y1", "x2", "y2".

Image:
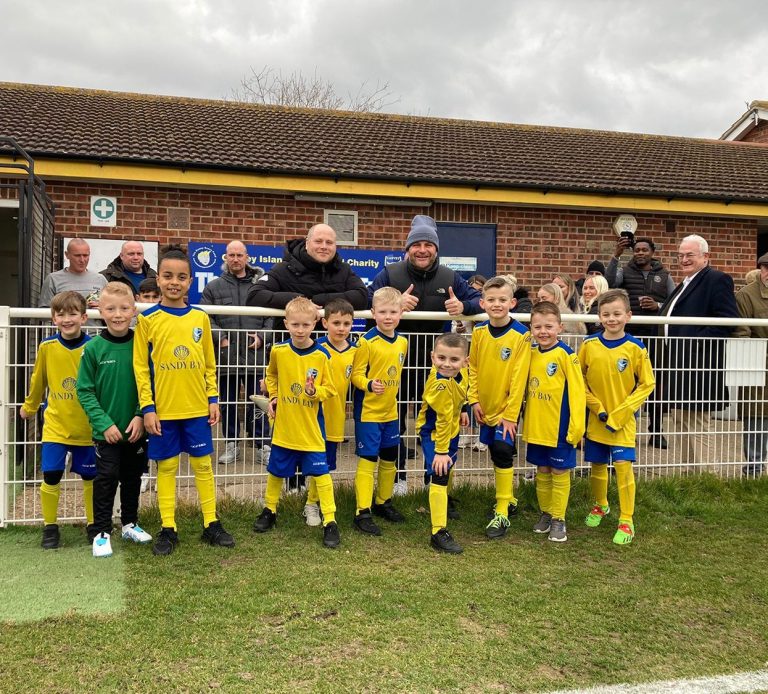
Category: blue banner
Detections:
[{"x1": 188, "y1": 243, "x2": 402, "y2": 304}]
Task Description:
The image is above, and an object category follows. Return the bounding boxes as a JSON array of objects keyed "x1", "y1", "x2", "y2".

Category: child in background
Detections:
[
  {"x1": 20, "y1": 291, "x2": 96, "y2": 549},
  {"x1": 77, "y1": 282, "x2": 152, "y2": 557},
  {"x1": 579, "y1": 289, "x2": 655, "y2": 545},
  {"x1": 302, "y1": 299, "x2": 356, "y2": 527},
  {"x1": 135, "y1": 276, "x2": 160, "y2": 493},
  {"x1": 468, "y1": 276, "x2": 531, "y2": 539},
  {"x1": 416, "y1": 333, "x2": 469, "y2": 553},
  {"x1": 351, "y1": 286, "x2": 408, "y2": 536},
  {"x1": 136, "y1": 277, "x2": 161, "y2": 304},
  {"x1": 133, "y1": 246, "x2": 234, "y2": 556},
  {"x1": 523, "y1": 301, "x2": 586, "y2": 543},
  {"x1": 252, "y1": 297, "x2": 341, "y2": 548}
]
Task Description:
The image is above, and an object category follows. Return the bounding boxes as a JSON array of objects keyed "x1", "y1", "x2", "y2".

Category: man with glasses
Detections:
[{"x1": 659, "y1": 234, "x2": 738, "y2": 472}]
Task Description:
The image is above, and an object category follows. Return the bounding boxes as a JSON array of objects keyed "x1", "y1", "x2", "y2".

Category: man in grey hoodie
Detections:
[{"x1": 200, "y1": 240, "x2": 272, "y2": 465}]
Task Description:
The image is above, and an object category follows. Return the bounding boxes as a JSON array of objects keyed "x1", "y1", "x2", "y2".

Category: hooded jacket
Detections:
[{"x1": 246, "y1": 238, "x2": 367, "y2": 328}]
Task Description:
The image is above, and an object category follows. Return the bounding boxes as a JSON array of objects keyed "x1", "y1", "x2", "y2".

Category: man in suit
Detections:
[{"x1": 659, "y1": 234, "x2": 738, "y2": 472}]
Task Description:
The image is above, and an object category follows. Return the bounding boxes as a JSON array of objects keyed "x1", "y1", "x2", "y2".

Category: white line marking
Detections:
[{"x1": 545, "y1": 668, "x2": 768, "y2": 694}]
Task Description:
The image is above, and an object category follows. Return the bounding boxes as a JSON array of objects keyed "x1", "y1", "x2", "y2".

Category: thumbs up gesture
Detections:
[
  {"x1": 401, "y1": 283, "x2": 419, "y2": 312},
  {"x1": 444, "y1": 285, "x2": 463, "y2": 316}
]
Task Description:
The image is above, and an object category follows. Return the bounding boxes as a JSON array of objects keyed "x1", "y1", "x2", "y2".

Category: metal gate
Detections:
[{"x1": 0, "y1": 136, "x2": 55, "y2": 308}]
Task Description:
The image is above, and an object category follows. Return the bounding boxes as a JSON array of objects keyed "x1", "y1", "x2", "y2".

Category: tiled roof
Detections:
[{"x1": 2, "y1": 82, "x2": 768, "y2": 203}]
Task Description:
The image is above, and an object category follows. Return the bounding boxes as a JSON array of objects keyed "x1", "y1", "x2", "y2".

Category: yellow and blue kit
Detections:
[
  {"x1": 22, "y1": 333, "x2": 92, "y2": 446},
  {"x1": 523, "y1": 341, "x2": 586, "y2": 451},
  {"x1": 266, "y1": 339, "x2": 336, "y2": 454},
  {"x1": 468, "y1": 319, "x2": 531, "y2": 427},
  {"x1": 22, "y1": 332, "x2": 95, "y2": 527},
  {"x1": 316, "y1": 336, "x2": 355, "y2": 443},
  {"x1": 351, "y1": 327, "x2": 408, "y2": 424},
  {"x1": 416, "y1": 366, "x2": 469, "y2": 475},
  {"x1": 133, "y1": 304, "x2": 218, "y2": 419},
  {"x1": 578, "y1": 333, "x2": 655, "y2": 448}
]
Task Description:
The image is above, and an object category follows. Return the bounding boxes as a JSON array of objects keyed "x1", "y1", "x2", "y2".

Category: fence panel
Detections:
[{"x1": 2, "y1": 307, "x2": 765, "y2": 525}]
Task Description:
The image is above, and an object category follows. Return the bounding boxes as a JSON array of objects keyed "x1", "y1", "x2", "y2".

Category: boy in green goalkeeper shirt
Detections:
[
  {"x1": 77, "y1": 282, "x2": 152, "y2": 558},
  {"x1": 578, "y1": 289, "x2": 655, "y2": 545},
  {"x1": 416, "y1": 333, "x2": 470, "y2": 554},
  {"x1": 20, "y1": 291, "x2": 96, "y2": 549}
]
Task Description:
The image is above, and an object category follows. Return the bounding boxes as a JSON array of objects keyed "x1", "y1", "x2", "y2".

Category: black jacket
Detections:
[
  {"x1": 246, "y1": 239, "x2": 367, "y2": 327},
  {"x1": 100, "y1": 256, "x2": 157, "y2": 290}
]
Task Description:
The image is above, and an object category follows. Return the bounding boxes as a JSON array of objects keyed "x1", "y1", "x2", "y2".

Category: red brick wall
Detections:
[
  {"x1": 740, "y1": 121, "x2": 768, "y2": 145},
  {"x1": 0, "y1": 178, "x2": 759, "y2": 289}
]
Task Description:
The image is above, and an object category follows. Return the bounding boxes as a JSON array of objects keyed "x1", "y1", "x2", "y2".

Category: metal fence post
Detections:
[{"x1": 0, "y1": 305, "x2": 9, "y2": 527}]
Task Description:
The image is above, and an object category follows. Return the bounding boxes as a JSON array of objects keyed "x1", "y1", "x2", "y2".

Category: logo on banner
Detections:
[
  {"x1": 192, "y1": 247, "x2": 217, "y2": 269},
  {"x1": 384, "y1": 254, "x2": 402, "y2": 266}
]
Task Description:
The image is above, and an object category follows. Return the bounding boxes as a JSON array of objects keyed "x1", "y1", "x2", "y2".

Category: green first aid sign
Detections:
[{"x1": 90, "y1": 196, "x2": 117, "y2": 226}]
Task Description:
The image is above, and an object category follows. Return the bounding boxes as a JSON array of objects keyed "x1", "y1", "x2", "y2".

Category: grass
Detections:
[{"x1": 1, "y1": 476, "x2": 767, "y2": 693}]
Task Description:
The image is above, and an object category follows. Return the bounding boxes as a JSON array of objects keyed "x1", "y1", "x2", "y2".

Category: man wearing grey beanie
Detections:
[{"x1": 368, "y1": 214, "x2": 482, "y2": 494}]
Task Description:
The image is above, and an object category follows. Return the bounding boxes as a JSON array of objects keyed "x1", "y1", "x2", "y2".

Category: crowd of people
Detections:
[{"x1": 22, "y1": 217, "x2": 765, "y2": 557}]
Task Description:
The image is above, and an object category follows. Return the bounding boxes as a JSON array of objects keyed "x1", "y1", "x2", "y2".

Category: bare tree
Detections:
[{"x1": 230, "y1": 66, "x2": 399, "y2": 112}]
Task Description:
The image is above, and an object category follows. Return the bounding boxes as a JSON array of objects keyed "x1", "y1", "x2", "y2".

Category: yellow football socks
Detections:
[
  {"x1": 550, "y1": 471, "x2": 571, "y2": 520},
  {"x1": 494, "y1": 466, "x2": 514, "y2": 516},
  {"x1": 429, "y1": 482, "x2": 448, "y2": 534},
  {"x1": 590, "y1": 463, "x2": 610, "y2": 508},
  {"x1": 306, "y1": 476, "x2": 319, "y2": 505},
  {"x1": 189, "y1": 455, "x2": 217, "y2": 527},
  {"x1": 265, "y1": 473, "x2": 283, "y2": 513},
  {"x1": 375, "y1": 459, "x2": 397, "y2": 505},
  {"x1": 82, "y1": 478, "x2": 94, "y2": 525},
  {"x1": 314, "y1": 473, "x2": 336, "y2": 525},
  {"x1": 156, "y1": 456, "x2": 179, "y2": 530},
  {"x1": 40, "y1": 482, "x2": 60, "y2": 525},
  {"x1": 355, "y1": 458, "x2": 377, "y2": 513},
  {"x1": 536, "y1": 471, "x2": 552, "y2": 515},
  {"x1": 614, "y1": 461, "x2": 636, "y2": 525}
]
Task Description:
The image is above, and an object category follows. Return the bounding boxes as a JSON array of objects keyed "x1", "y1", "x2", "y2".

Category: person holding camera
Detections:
[{"x1": 606, "y1": 235, "x2": 674, "y2": 449}]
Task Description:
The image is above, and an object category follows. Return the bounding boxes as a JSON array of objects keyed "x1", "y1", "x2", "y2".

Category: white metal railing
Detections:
[{"x1": 2, "y1": 306, "x2": 767, "y2": 526}]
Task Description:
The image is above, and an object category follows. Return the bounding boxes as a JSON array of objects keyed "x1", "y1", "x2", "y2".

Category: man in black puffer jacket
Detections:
[
  {"x1": 201, "y1": 240, "x2": 272, "y2": 465},
  {"x1": 247, "y1": 224, "x2": 368, "y2": 330}
]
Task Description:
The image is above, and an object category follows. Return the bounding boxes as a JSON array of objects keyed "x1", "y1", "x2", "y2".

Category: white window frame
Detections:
[{"x1": 324, "y1": 209, "x2": 358, "y2": 246}]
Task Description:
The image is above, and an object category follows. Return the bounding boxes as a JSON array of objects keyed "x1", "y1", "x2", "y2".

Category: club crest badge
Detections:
[
  {"x1": 345, "y1": 365, "x2": 353, "y2": 379},
  {"x1": 546, "y1": 362, "x2": 558, "y2": 377},
  {"x1": 500, "y1": 347, "x2": 511, "y2": 361},
  {"x1": 617, "y1": 358, "x2": 629, "y2": 373},
  {"x1": 193, "y1": 328, "x2": 203, "y2": 343},
  {"x1": 306, "y1": 367, "x2": 318, "y2": 380},
  {"x1": 399, "y1": 352, "x2": 405, "y2": 365}
]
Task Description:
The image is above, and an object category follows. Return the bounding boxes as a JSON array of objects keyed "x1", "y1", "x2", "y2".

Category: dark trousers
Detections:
[
  {"x1": 93, "y1": 440, "x2": 148, "y2": 533},
  {"x1": 219, "y1": 368, "x2": 269, "y2": 444},
  {"x1": 638, "y1": 331, "x2": 666, "y2": 434}
]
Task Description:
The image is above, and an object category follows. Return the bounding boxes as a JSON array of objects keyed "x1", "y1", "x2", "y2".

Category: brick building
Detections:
[{"x1": 1, "y1": 82, "x2": 768, "y2": 306}]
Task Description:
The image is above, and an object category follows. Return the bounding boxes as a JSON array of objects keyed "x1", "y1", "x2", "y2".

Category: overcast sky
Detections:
[{"x1": 3, "y1": 0, "x2": 767, "y2": 138}]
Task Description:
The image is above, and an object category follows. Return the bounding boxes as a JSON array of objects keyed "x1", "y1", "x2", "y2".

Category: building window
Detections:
[{"x1": 324, "y1": 210, "x2": 358, "y2": 245}]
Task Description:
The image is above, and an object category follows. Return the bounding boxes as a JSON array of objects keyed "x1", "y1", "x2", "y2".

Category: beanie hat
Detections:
[
  {"x1": 587, "y1": 260, "x2": 606, "y2": 275},
  {"x1": 405, "y1": 215, "x2": 439, "y2": 251}
]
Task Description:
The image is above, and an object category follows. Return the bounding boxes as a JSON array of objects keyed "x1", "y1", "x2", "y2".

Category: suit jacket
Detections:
[{"x1": 659, "y1": 265, "x2": 738, "y2": 411}]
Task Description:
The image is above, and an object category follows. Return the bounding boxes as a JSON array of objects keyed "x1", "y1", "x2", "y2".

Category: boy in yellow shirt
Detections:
[
  {"x1": 468, "y1": 276, "x2": 531, "y2": 539},
  {"x1": 416, "y1": 333, "x2": 470, "y2": 553},
  {"x1": 351, "y1": 287, "x2": 408, "y2": 536},
  {"x1": 20, "y1": 291, "x2": 96, "y2": 549},
  {"x1": 578, "y1": 289, "x2": 655, "y2": 545},
  {"x1": 523, "y1": 301, "x2": 586, "y2": 543},
  {"x1": 303, "y1": 298, "x2": 356, "y2": 526},
  {"x1": 253, "y1": 297, "x2": 341, "y2": 548}
]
